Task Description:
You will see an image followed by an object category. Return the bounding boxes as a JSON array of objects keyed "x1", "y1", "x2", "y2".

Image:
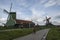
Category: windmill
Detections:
[
  {"x1": 44, "y1": 16, "x2": 51, "y2": 26},
  {"x1": 2, "y1": 1, "x2": 16, "y2": 27}
]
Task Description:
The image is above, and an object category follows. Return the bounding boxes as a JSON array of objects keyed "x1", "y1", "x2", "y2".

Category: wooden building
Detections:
[{"x1": 15, "y1": 20, "x2": 35, "y2": 28}]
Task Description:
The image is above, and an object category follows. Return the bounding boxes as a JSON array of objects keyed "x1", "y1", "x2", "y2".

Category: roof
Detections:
[{"x1": 16, "y1": 20, "x2": 32, "y2": 24}]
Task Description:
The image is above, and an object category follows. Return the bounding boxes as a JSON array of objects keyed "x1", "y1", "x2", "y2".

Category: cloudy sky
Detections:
[{"x1": 0, "y1": 0, "x2": 60, "y2": 25}]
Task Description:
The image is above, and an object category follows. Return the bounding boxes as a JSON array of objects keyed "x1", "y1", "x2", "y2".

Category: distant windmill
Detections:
[{"x1": 44, "y1": 16, "x2": 51, "y2": 25}]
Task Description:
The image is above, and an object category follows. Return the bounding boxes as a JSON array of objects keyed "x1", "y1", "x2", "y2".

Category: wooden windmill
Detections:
[
  {"x1": 3, "y1": 2, "x2": 16, "y2": 26},
  {"x1": 44, "y1": 16, "x2": 51, "y2": 25}
]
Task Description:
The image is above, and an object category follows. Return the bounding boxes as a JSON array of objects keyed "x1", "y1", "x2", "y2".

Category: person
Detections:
[{"x1": 33, "y1": 26, "x2": 36, "y2": 33}]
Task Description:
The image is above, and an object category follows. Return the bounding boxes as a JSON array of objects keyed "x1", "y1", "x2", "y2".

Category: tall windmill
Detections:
[
  {"x1": 44, "y1": 16, "x2": 51, "y2": 25},
  {"x1": 3, "y1": 1, "x2": 16, "y2": 26}
]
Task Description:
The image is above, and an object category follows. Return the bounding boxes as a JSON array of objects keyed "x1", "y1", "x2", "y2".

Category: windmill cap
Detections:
[{"x1": 9, "y1": 12, "x2": 16, "y2": 14}]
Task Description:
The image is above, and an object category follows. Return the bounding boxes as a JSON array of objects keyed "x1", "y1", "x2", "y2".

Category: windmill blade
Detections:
[
  {"x1": 10, "y1": 2, "x2": 12, "y2": 12},
  {"x1": 3, "y1": 9, "x2": 10, "y2": 22},
  {"x1": 48, "y1": 17, "x2": 51, "y2": 19},
  {"x1": 43, "y1": 16, "x2": 48, "y2": 22},
  {"x1": 43, "y1": 17, "x2": 47, "y2": 22},
  {"x1": 3, "y1": 9, "x2": 9, "y2": 14}
]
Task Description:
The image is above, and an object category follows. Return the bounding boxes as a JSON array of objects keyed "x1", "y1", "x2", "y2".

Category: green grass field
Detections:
[
  {"x1": 0, "y1": 28, "x2": 33, "y2": 40},
  {"x1": 0, "y1": 26, "x2": 60, "y2": 40},
  {"x1": 46, "y1": 28, "x2": 60, "y2": 40}
]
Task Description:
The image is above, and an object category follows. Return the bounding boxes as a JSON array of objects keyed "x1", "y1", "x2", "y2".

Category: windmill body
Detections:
[{"x1": 5, "y1": 12, "x2": 16, "y2": 26}]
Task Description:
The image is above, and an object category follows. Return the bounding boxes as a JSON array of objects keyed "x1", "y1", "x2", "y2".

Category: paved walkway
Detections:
[{"x1": 13, "y1": 29, "x2": 50, "y2": 40}]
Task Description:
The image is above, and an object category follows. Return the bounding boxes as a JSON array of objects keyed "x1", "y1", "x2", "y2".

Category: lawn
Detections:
[
  {"x1": 0, "y1": 28, "x2": 33, "y2": 40},
  {"x1": 46, "y1": 28, "x2": 60, "y2": 40},
  {"x1": 0, "y1": 26, "x2": 56, "y2": 40}
]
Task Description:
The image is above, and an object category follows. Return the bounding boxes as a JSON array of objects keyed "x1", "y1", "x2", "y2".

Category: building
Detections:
[{"x1": 15, "y1": 20, "x2": 35, "y2": 28}]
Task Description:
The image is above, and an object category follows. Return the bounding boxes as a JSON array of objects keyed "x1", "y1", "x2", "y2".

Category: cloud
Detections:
[
  {"x1": 16, "y1": 0, "x2": 35, "y2": 8},
  {"x1": 52, "y1": 21, "x2": 60, "y2": 25},
  {"x1": 44, "y1": 0, "x2": 56, "y2": 8},
  {"x1": 30, "y1": 8, "x2": 46, "y2": 24},
  {"x1": 0, "y1": 0, "x2": 60, "y2": 25},
  {"x1": 40, "y1": 0, "x2": 47, "y2": 4},
  {"x1": 43, "y1": 0, "x2": 60, "y2": 8},
  {"x1": 56, "y1": 0, "x2": 60, "y2": 5},
  {"x1": 0, "y1": 18, "x2": 7, "y2": 23},
  {"x1": 54, "y1": 15, "x2": 60, "y2": 19},
  {"x1": 0, "y1": 1, "x2": 10, "y2": 11},
  {"x1": 16, "y1": 0, "x2": 27, "y2": 6},
  {"x1": 31, "y1": 9, "x2": 45, "y2": 19}
]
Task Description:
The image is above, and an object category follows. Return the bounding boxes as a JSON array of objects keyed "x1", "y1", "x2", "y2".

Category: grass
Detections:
[
  {"x1": 0, "y1": 26, "x2": 45, "y2": 40},
  {"x1": 0, "y1": 28, "x2": 33, "y2": 40},
  {"x1": 0, "y1": 25, "x2": 57, "y2": 40},
  {"x1": 0, "y1": 27, "x2": 43, "y2": 40},
  {"x1": 46, "y1": 28, "x2": 60, "y2": 40}
]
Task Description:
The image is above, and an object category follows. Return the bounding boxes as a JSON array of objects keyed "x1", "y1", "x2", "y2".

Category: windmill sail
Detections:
[
  {"x1": 3, "y1": 9, "x2": 10, "y2": 24},
  {"x1": 3, "y1": 9, "x2": 9, "y2": 13},
  {"x1": 10, "y1": 2, "x2": 12, "y2": 12}
]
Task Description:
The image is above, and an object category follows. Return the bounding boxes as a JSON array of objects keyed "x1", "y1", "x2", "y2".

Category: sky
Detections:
[{"x1": 0, "y1": 0, "x2": 60, "y2": 25}]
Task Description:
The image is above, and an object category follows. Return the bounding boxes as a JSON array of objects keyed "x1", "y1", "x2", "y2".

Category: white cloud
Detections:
[
  {"x1": 56, "y1": 0, "x2": 60, "y2": 5},
  {"x1": 0, "y1": 3, "x2": 10, "y2": 12},
  {"x1": 30, "y1": 8, "x2": 46, "y2": 25},
  {"x1": 40, "y1": 0, "x2": 47, "y2": 4},
  {"x1": 0, "y1": 18, "x2": 7, "y2": 23},
  {"x1": 43, "y1": 0, "x2": 60, "y2": 8},
  {"x1": 31, "y1": 8, "x2": 45, "y2": 17},
  {"x1": 52, "y1": 21, "x2": 60, "y2": 25},
  {"x1": 44, "y1": 0, "x2": 56, "y2": 8},
  {"x1": 16, "y1": 0, "x2": 30, "y2": 8}
]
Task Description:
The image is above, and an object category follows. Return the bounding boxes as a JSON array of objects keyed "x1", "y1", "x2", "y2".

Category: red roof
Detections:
[{"x1": 16, "y1": 20, "x2": 32, "y2": 24}]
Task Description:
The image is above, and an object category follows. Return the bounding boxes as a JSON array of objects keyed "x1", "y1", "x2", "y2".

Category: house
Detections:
[{"x1": 15, "y1": 20, "x2": 35, "y2": 28}]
